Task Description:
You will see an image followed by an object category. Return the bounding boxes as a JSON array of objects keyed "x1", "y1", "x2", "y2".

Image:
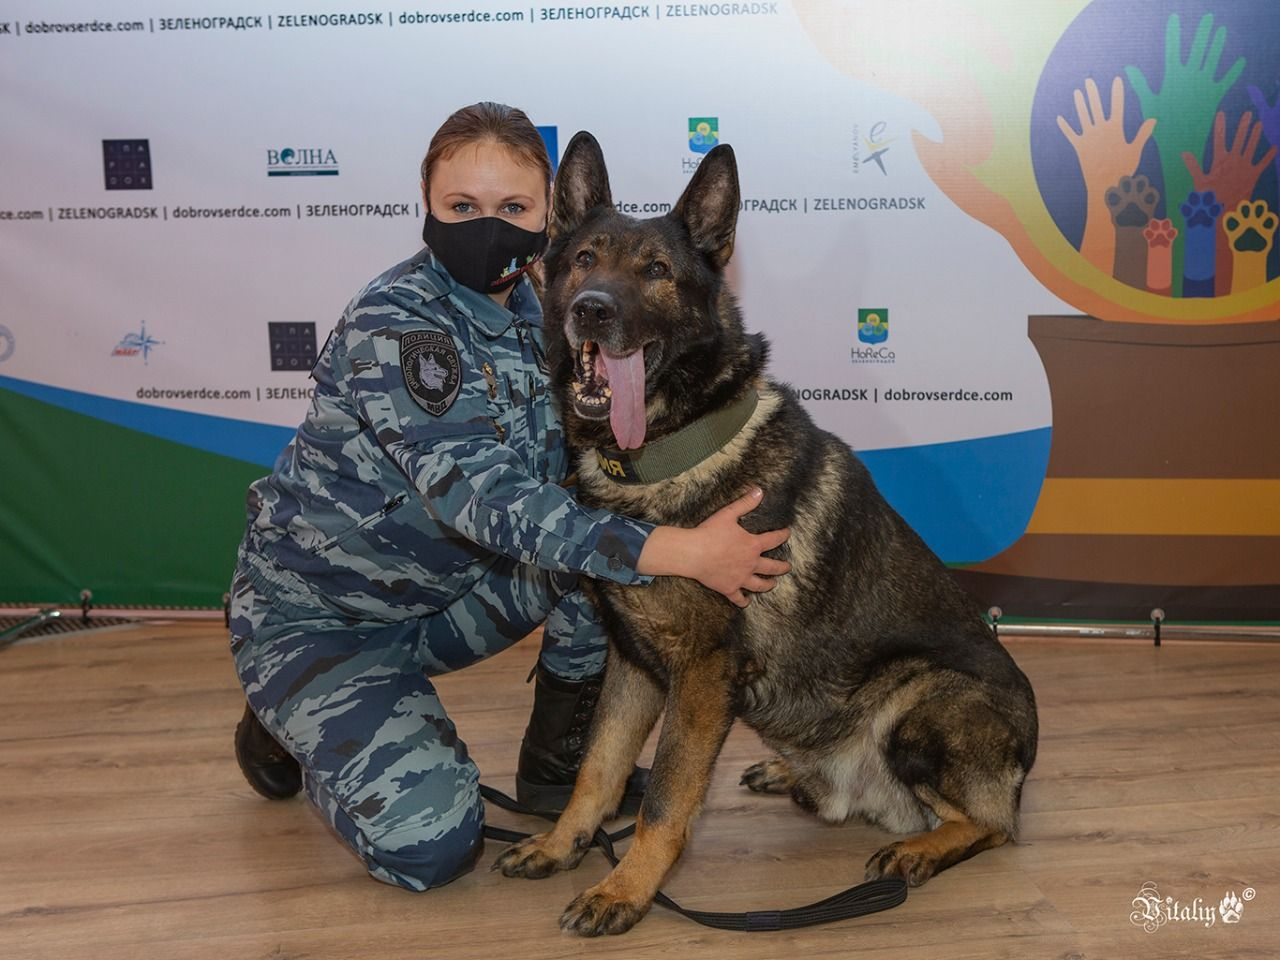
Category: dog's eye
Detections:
[
  {"x1": 575, "y1": 250, "x2": 594, "y2": 268},
  {"x1": 645, "y1": 260, "x2": 670, "y2": 279}
]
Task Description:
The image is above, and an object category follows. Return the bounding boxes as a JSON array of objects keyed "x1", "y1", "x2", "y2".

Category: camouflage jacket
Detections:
[{"x1": 237, "y1": 246, "x2": 656, "y2": 621}]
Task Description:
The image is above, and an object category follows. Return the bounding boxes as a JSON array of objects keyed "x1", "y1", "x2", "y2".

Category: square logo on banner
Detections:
[
  {"x1": 103, "y1": 139, "x2": 152, "y2": 190},
  {"x1": 268, "y1": 322, "x2": 317, "y2": 372},
  {"x1": 857, "y1": 308, "x2": 889, "y2": 344},
  {"x1": 688, "y1": 118, "x2": 719, "y2": 154}
]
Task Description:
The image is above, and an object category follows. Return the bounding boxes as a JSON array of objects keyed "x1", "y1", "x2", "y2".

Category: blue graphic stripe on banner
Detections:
[
  {"x1": 0, "y1": 375, "x2": 294, "y2": 469},
  {"x1": 0, "y1": 372, "x2": 1048, "y2": 561},
  {"x1": 860, "y1": 426, "x2": 1052, "y2": 564}
]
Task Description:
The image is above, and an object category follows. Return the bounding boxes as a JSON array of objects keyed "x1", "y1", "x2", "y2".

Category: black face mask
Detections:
[{"x1": 422, "y1": 212, "x2": 548, "y2": 295}]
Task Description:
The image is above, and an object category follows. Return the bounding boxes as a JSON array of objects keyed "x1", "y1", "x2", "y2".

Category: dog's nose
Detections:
[{"x1": 570, "y1": 291, "x2": 616, "y2": 324}]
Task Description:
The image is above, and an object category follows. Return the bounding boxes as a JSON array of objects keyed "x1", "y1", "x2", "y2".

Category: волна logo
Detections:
[
  {"x1": 267, "y1": 148, "x2": 339, "y2": 177},
  {"x1": 0, "y1": 324, "x2": 14, "y2": 363}
]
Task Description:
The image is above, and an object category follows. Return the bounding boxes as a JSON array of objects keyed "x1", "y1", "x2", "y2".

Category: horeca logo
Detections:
[
  {"x1": 852, "y1": 308, "x2": 894, "y2": 364},
  {"x1": 688, "y1": 117, "x2": 719, "y2": 154},
  {"x1": 267, "y1": 148, "x2": 339, "y2": 177},
  {"x1": 858, "y1": 307, "x2": 890, "y2": 343}
]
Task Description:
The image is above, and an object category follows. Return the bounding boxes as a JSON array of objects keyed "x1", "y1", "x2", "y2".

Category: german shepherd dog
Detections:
[{"x1": 494, "y1": 132, "x2": 1039, "y2": 936}]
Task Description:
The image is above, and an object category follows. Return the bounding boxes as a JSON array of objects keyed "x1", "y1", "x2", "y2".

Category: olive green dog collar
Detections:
[{"x1": 593, "y1": 389, "x2": 760, "y2": 485}]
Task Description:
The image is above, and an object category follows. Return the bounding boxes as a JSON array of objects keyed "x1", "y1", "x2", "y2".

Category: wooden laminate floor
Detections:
[{"x1": 1, "y1": 621, "x2": 1278, "y2": 959}]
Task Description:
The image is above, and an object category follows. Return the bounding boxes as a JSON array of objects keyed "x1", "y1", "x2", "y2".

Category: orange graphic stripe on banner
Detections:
[{"x1": 1025, "y1": 479, "x2": 1280, "y2": 536}]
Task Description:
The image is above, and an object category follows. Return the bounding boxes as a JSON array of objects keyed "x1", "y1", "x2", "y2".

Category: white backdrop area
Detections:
[{"x1": 3, "y1": 1, "x2": 1274, "y2": 616}]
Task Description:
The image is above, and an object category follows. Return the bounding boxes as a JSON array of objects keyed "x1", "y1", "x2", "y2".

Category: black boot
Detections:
[
  {"x1": 515, "y1": 662, "x2": 649, "y2": 815},
  {"x1": 234, "y1": 700, "x2": 303, "y2": 800}
]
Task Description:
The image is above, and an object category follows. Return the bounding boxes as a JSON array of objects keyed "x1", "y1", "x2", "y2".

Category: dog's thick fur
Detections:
[{"x1": 493, "y1": 132, "x2": 1039, "y2": 936}]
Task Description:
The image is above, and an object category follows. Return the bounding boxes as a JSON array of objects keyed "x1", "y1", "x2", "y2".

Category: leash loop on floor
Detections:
[{"x1": 478, "y1": 782, "x2": 907, "y2": 932}]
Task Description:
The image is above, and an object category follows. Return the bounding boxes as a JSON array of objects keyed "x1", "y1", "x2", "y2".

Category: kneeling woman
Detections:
[{"x1": 227, "y1": 101, "x2": 790, "y2": 891}]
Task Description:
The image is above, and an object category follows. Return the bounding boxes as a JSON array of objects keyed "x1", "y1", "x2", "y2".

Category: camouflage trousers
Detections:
[{"x1": 227, "y1": 551, "x2": 609, "y2": 893}]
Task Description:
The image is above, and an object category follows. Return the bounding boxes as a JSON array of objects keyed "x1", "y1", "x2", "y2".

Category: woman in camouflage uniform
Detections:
[{"x1": 228, "y1": 102, "x2": 790, "y2": 892}]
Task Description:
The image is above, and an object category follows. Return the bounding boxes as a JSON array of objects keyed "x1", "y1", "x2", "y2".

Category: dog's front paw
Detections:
[
  {"x1": 865, "y1": 841, "x2": 938, "y2": 887},
  {"x1": 491, "y1": 832, "x2": 587, "y2": 879},
  {"x1": 560, "y1": 882, "x2": 651, "y2": 937},
  {"x1": 740, "y1": 757, "x2": 795, "y2": 794}
]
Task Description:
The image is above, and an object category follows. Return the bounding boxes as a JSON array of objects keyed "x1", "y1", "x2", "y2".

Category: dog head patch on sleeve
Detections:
[{"x1": 401, "y1": 329, "x2": 462, "y2": 416}]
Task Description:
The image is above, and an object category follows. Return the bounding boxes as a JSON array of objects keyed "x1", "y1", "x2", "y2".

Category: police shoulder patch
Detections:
[{"x1": 400, "y1": 328, "x2": 462, "y2": 416}]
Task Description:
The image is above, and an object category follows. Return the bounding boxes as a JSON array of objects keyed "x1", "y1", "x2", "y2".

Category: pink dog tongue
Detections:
[{"x1": 598, "y1": 347, "x2": 647, "y2": 450}]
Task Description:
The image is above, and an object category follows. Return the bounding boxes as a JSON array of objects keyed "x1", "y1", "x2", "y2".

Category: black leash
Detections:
[{"x1": 478, "y1": 782, "x2": 908, "y2": 932}]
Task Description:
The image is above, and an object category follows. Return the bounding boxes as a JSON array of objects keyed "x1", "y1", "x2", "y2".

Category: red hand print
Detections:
[{"x1": 1182, "y1": 111, "x2": 1277, "y2": 295}]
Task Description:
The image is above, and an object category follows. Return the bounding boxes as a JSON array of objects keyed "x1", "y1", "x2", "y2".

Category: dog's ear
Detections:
[
  {"x1": 673, "y1": 144, "x2": 740, "y2": 267},
  {"x1": 550, "y1": 131, "x2": 613, "y2": 240}
]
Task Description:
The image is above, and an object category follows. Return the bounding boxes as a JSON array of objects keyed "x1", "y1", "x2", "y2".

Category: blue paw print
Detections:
[
  {"x1": 1179, "y1": 191, "x2": 1223, "y2": 294},
  {"x1": 1180, "y1": 190, "x2": 1223, "y2": 228}
]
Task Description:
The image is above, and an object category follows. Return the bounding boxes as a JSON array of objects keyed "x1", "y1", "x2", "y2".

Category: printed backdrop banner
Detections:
[{"x1": 1, "y1": 1, "x2": 1277, "y2": 619}]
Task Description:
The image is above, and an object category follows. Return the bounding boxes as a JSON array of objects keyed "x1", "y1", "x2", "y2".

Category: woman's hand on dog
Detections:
[{"x1": 637, "y1": 488, "x2": 791, "y2": 607}]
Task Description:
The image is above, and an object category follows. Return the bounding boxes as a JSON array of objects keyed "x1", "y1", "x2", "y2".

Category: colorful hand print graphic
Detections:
[
  {"x1": 1106, "y1": 174, "x2": 1161, "y2": 288},
  {"x1": 1182, "y1": 110, "x2": 1276, "y2": 294},
  {"x1": 794, "y1": 0, "x2": 1279, "y2": 323},
  {"x1": 1123, "y1": 12, "x2": 1244, "y2": 294},
  {"x1": 1035, "y1": 2, "x2": 1280, "y2": 307},
  {"x1": 1056, "y1": 77, "x2": 1157, "y2": 275}
]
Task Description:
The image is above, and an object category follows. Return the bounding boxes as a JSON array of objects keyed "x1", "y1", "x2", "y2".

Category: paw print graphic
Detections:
[
  {"x1": 1181, "y1": 190, "x2": 1225, "y2": 228},
  {"x1": 1222, "y1": 200, "x2": 1277, "y2": 293},
  {"x1": 1224, "y1": 200, "x2": 1278, "y2": 255},
  {"x1": 1142, "y1": 218, "x2": 1177, "y2": 248},
  {"x1": 1179, "y1": 191, "x2": 1224, "y2": 295},
  {"x1": 1219, "y1": 890, "x2": 1244, "y2": 924},
  {"x1": 1106, "y1": 175, "x2": 1159, "y2": 228},
  {"x1": 1105, "y1": 175, "x2": 1160, "y2": 288},
  {"x1": 1142, "y1": 219, "x2": 1178, "y2": 295}
]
